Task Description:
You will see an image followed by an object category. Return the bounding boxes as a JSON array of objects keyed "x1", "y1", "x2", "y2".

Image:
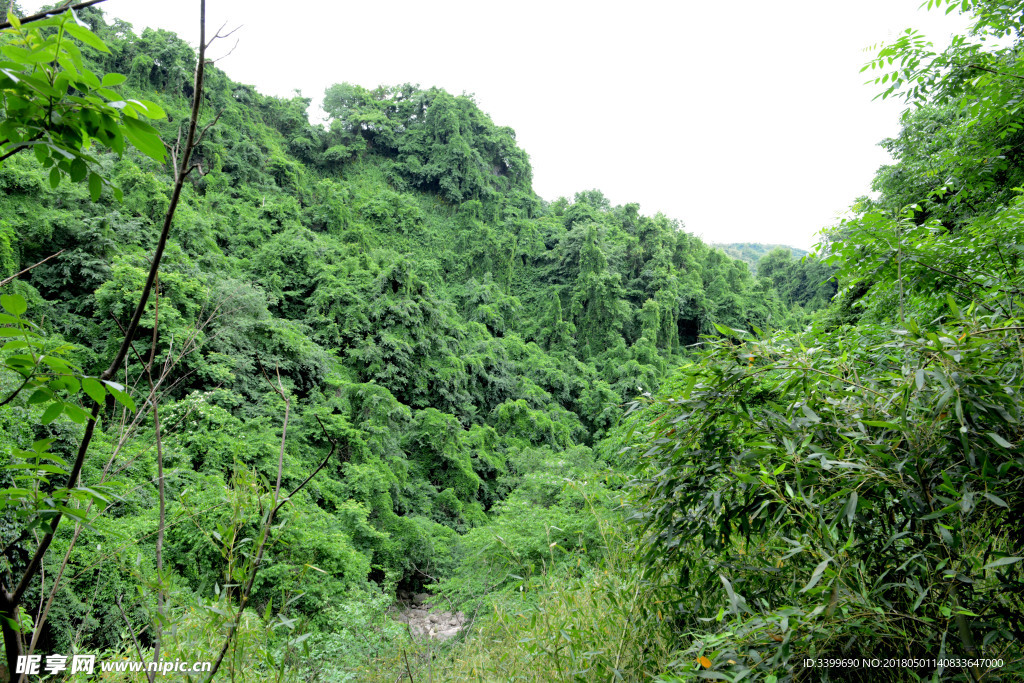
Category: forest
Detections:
[{"x1": 0, "y1": 0, "x2": 1020, "y2": 681}]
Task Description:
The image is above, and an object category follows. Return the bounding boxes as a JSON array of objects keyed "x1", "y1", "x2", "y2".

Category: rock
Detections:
[{"x1": 395, "y1": 600, "x2": 467, "y2": 642}]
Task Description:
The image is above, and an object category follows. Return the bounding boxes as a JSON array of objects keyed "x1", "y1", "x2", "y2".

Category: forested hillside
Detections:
[
  {"x1": 1, "y1": 1, "x2": 1020, "y2": 681},
  {"x1": 712, "y1": 243, "x2": 809, "y2": 270}
]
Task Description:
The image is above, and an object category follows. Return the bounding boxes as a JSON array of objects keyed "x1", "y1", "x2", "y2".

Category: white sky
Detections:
[{"x1": 28, "y1": 1, "x2": 973, "y2": 249}]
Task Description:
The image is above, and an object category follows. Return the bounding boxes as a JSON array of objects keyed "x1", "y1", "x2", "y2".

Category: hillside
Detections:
[
  {"x1": 2, "y1": 2, "x2": 1022, "y2": 682},
  {"x1": 0, "y1": 7, "x2": 834, "y2": 679},
  {"x1": 712, "y1": 242, "x2": 809, "y2": 271}
]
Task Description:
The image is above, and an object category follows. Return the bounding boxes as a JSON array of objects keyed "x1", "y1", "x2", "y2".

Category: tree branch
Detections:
[
  {"x1": 204, "y1": 408, "x2": 336, "y2": 682},
  {"x1": 0, "y1": 249, "x2": 65, "y2": 288},
  {"x1": 273, "y1": 416, "x2": 337, "y2": 518},
  {"x1": 0, "y1": 133, "x2": 43, "y2": 162},
  {"x1": 0, "y1": 0, "x2": 108, "y2": 30},
  {"x1": 966, "y1": 62, "x2": 1024, "y2": 83},
  {"x1": 0, "y1": 146, "x2": 27, "y2": 163}
]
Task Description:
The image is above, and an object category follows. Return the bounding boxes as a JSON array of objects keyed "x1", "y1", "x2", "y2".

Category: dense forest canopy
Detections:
[{"x1": 1, "y1": 0, "x2": 1020, "y2": 681}]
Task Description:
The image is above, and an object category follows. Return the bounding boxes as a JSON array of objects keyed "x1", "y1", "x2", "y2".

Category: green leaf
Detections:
[
  {"x1": 711, "y1": 322, "x2": 742, "y2": 338},
  {"x1": 0, "y1": 313, "x2": 25, "y2": 326},
  {"x1": 11, "y1": 463, "x2": 66, "y2": 475},
  {"x1": 88, "y1": 171, "x2": 101, "y2": 201},
  {"x1": 81, "y1": 377, "x2": 105, "y2": 406},
  {"x1": 62, "y1": 22, "x2": 110, "y2": 53},
  {"x1": 982, "y1": 556, "x2": 1022, "y2": 570},
  {"x1": 987, "y1": 432, "x2": 1013, "y2": 448},
  {"x1": 983, "y1": 492, "x2": 1008, "y2": 508},
  {"x1": 861, "y1": 420, "x2": 901, "y2": 429},
  {"x1": 27, "y1": 388, "x2": 53, "y2": 405},
  {"x1": 101, "y1": 72, "x2": 127, "y2": 87},
  {"x1": 122, "y1": 116, "x2": 166, "y2": 162},
  {"x1": 106, "y1": 385, "x2": 136, "y2": 412},
  {"x1": 49, "y1": 166, "x2": 61, "y2": 189},
  {"x1": 0, "y1": 294, "x2": 27, "y2": 316},
  {"x1": 69, "y1": 157, "x2": 87, "y2": 182},
  {"x1": 131, "y1": 99, "x2": 166, "y2": 120},
  {"x1": 40, "y1": 402, "x2": 63, "y2": 425},
  {"x1": 32, "y1": 438, "x2": 56, "y2": 454},
  {"x1": 62, "y1": 403, "x2": 90, "y2": 424},
  {"x1": 801, "y1": 559, "x2": 830, "y2": 593},
  {"x1": 915, "y1": 368, "x2": 925, "y2": 390},
  {"x1": 801, "y1": 403, "x2": 821, "y2": 423},
  {"x1": 844, "y1": 491, "x2": 858, "y2": 526}
]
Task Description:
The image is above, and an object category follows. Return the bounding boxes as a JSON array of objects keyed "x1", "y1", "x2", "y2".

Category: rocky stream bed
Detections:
[{"x1": 394, "y1": 591, "x2": 467, "y2": 642}]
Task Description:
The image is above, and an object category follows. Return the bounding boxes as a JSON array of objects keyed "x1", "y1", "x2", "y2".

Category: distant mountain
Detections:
[{"x1": 712, "y1": 242, "x2": 810, "y2": 272}]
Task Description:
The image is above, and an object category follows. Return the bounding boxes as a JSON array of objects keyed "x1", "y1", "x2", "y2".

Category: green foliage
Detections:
[
  {"x1": 0, "y1": 3, "x2": 841, "y2": 677},
  {"x1": 714, "y1": 242, "x2": 809, "y2": 271},
  {"x1": 860, "y1": 0, "x2": 1024, "y2": 230},
  {"x1": 0, "y1": 9, "x2": 166, "y2": 197},
  {"x1": 754, "y1": 248, "x2": 837, "y2": 327},
  {"x1": 628, "y1": 303, "x2": 1023, "y2": 677}
]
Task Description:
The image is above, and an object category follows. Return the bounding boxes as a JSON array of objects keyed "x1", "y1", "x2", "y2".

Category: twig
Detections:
[
  {"x1": 148, "y1": 275, "x2": 165, "y2": 683},
  {"x1": 966, "y1": 63, "x2": 1024, "y2": 83},
  {"x1": 970, "y1": 326, "x2": 1024, "y2": 335},
  {"x1": 0, "y1": 248, "x2": 64, "y2": 288},
  {"x1": 906, "y1": 256, "x2": 980, "y2": 288},
  {"x1": 115, "y1": 595, "x2": 147, "y2": 663},
  {"x1": 402, "y1": 648, "x2": 416, "y2": 683},
  {"x1": 0, "y1": 133, "x2": 44, "y2": 162},
  {"x1": 273, "y1": 416, "x2": 337, "y2": 518}
]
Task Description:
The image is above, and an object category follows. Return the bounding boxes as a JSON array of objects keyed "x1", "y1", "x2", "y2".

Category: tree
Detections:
[
  {"x1": 570, "y1": 225, "x2": 629, "y2": 356},
  {"x1": 863, "y1": 0, "x2": 1024, "y2": 226},
  {"x1": 0, "y1": 2, "x2": 206, "y2": 674}
]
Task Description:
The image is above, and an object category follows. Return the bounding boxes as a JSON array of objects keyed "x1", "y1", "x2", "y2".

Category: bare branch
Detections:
[
  {"x1": 272, "y1": 416, "x2": 337, "y2": 518},
  {"x1": 0, "y1": 146, "x2": 27, "y2": 163},
  {"x1": 0, "y1": 249, "x2": 65, "y2": 288},
  {"x1": 207, "y1": 21, "x2": 242, "y2": 47},
  {"x1": 0, "y1": 134, "x2": 44, "y2": 164},
  {"x1": 210, "y1": 39, "x2": 240, "y2": 64},
  {"x1": 192, "y1": 110, "x2": 224, "y2": 148},
  {"x1": 114, "y1": 595, "x2": 146, "y2": 663}
]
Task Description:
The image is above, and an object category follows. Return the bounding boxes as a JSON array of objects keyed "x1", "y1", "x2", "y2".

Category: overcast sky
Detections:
[{"x1": 28, "y1": 1, "x2": 972, "y2": 249}]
